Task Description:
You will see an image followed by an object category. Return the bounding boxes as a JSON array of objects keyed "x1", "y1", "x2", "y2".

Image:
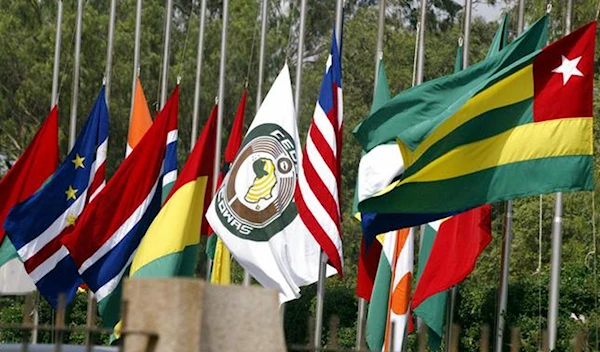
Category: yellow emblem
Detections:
[{"x1": 245, "y1": 158, "x2": 277, "y2": 203}]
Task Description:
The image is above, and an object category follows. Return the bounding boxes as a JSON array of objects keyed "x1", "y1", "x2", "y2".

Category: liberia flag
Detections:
[
  {"x1": 295, "y1": 31, "x2": 344, "y2": 276},
  {"x1": 4, "y1": 87, "x2": 109, "y2": 307},
  {"x1": 61, "y1": 86, "x2": 178, "y2": 309}
]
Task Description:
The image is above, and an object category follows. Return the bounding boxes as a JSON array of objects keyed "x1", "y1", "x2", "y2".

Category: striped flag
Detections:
[
  {"x1": 4, "y1": 88, "x2": 109, "y2": 307},
  {"x1": 366, "y1": 228, "x2": 413, "y2": 352},
  {"x1": 126, "y1": 77, "x2": 153, "y2": 156},
  {"x1": 61, "y1": 87, "x2": 178, "y2": 311},
  {"x1": 295, "y1": 32, "x2": 344, "y2": 276}
]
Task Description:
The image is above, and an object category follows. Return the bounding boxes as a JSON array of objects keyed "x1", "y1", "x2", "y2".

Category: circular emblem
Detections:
[{"x1": 215, "y1": 123, "x2": 298, "y2": 241}]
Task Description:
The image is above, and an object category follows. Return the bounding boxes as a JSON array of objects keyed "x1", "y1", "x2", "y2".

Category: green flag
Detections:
[{"x1": 486, "y1": 14, "x2": 510, "y2": 58}]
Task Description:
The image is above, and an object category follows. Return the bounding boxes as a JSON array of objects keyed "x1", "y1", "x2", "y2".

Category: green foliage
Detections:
[{"x1": 1, "y1": 0, "x2": 599, "y2": 350}]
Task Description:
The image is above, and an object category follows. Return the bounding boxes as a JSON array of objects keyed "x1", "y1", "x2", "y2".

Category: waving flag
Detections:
[
  {"x1": 295, "y1": 32, "x2": 344, "y2": 276},
  {"x1": 206, "y1": 65, "x2": 326, "y2": 302},
  {"x1": 126, "y1": 77, "x2": 153, "y2": 156},
  {"x1": 0, "y1": 107, "x2": 59, "y2": 267},
  {"x1": 61, "y1": 87, "x2": 178, "y2": 313},
  {"x1": 4, "y1": 88, "x2": 109, "y2": 307}
]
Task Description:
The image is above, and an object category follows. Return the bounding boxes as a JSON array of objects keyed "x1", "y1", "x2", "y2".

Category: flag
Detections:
[
  {"x1": 0, "y1": 107, "x2": 59, "y2": 267},
  {"x1": 486, "y1": 14, "x2": 509, "y2": 58},
  {"x1": 0, "y1": 258, "x2": 35, "y2": 294},
  {"x1": 354, "y1": 60, "x2": 392, "y2": 300},
  {"x1": 354, "y1": 15, "x2": 548, "y2": 153},
  {"x1": 295, "y1": 32, "x2": 344, "y2": 276},
  {"x1": 4, "y1": 88, "x2": 109, "y2": 307},
  {"x1": 366, "y1": 228, "x2": 413, "y2": 352},
  {"x1": 130, "y1": 92, "x2": 216, "y2": 280},
  {"x1": 209, "y1": 90, "x2": 247, "y2": 284},
  {"x1": 357, "y1": 20, "x2": 596, "y2": 229},
  {"x1": 412, "y1": 205, "x2": 492, "y2": 309},
  {"x1": 126, "y1": 77, "x2": 153, "y2": 156},
  {"x1": 206, "y1": 65, "x2": 327, "y2": 302},
  {"x1": 61, "y1": 87, "x2": 178, "y2": 326}
]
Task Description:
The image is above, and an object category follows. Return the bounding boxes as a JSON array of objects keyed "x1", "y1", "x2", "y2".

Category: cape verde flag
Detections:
[
  {"x1": 4, "y1": 87, "x2": 109, "y2": 307},
  {"x1": 61, "y1": 87, "x2": 179, "y2": 304}
]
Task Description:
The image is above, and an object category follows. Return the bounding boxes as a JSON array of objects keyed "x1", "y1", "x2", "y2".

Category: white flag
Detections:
[
  {"x1": 206, "y1": 65, "x2": 331, "y2": 302},
  {"x1": 0, "y1": 258, "x2": 36, "y2": 295}
]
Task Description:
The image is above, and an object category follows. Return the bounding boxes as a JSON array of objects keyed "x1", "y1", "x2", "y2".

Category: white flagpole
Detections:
[
  {"x1": 355, "y1": 1, "x2": 385, "y2": 349},
  {"x1": 293, "y1": 0, "x2": 307, "y2": 120},
  {"x1": 51, "y1": 0, "x2": 63, "y2": 109},
  {"x1": 129, "y1": 0, "x2": 143, "y2": 122},
  {"x1": 548, "y1": 1, "x2": 571, "y2": 348},
  {"x1": 191, "y1": 0, "x2": 208, "y2": 148},
  {"x1": 494, "y1": 2, "x2": 524, "y2": 349},
  {"x1": 104, "y1": 0, "x2": 117, "y2": 106},
  {"x1": 160, "y1": 0, "x2": 173, "y2": 109},
  {"x1": 69, "y1": 0, "x2": 84, "y2": 150},
  {"x1": 242, "y1": 0, "x2": 269, "y2": 287},
  {"x1": 214, "y1": 0, "x2": 228, "y2": 197}
]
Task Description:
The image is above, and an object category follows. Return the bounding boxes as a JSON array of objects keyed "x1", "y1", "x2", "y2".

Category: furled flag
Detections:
[
  {"x1": 366, "y1": 228, "x2": 413, "y2": 352},
  {"x1": 208, "y1": 90, "x2": 247, "y2": 284},
  {"x1": 295, "y1": 32, "x2": 344, "y2": 276},
  {"x1": 130, "y1": 92, "x2": 216, "y2": 280},
  {"x1": 412, "y1": 205, "x2": 492, "y2": 309},
  {"x1": 126, "y1": 77, "x2": 153, "y2": 156},
  {"x1": 4, "y1": 89, "x2": 109, "y2": 307},
  {"x1": 486, "y1": 14, "x2": 509, "y2": 59},
  {"x1": 354, "y1": 59, "x2": 391, "y2": 300},
  {"x1": 356, "y1": 20, "x2": 595, "y2": 228},
  {"x1": 206, "y1": 65, "x2": 326, "y2": 302},
  {"x1": 61, "y1": 87, "x2": 178, "y2": 320},
  {"x1": 0, "y1": 107, "x2": 59, "y2": 268}
]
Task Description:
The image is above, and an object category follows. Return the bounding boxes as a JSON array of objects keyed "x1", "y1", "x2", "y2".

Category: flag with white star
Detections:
[
  {"x1": 4, "y1": 87, "x2": 109, "y2": 308},
  {"x1": 354, "y1": 20, "x2": 595, "y2": 230}
]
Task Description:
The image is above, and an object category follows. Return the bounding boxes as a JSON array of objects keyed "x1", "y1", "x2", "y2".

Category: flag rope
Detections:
[
  {"x1": 537, "y1": 194, "x2": 543, "y2": 351},
  {"x1": 244, "y1": 1, "x2": 261, "y2": 86},
  {"x1": 176, "y1": 1, "x2": 197, "y2": 78}
]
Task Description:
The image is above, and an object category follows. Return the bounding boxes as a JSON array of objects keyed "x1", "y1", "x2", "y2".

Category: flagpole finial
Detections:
[
  {"x1": 546, "y1": 3, "x2": 552, "y2": 13},
  {"x1": 102, "y1": 76, "x2": 107, "y2": 86},
  {"x1": 458, "y1": 37, "x2": 464, "y2": 47},
  {"x1": 177, "y1": 75, "x2": 182, "y2": 85}
]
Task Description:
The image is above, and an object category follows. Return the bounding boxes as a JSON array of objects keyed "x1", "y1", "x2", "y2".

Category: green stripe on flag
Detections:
[
  {"x1": 0, "y1": 237, "x2": 18, "y2": 268},
  {"x1": 366, "y1": 253, "x2": 392, "y2": 352}
]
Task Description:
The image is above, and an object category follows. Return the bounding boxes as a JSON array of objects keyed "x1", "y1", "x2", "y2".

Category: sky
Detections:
[{"x1": 471, "y1": 1, "x2": 504, "y2": 22}]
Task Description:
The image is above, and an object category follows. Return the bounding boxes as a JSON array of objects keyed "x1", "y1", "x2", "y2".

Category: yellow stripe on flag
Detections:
[
  {"x1": 130, "y1": 176, "x2": 208, "y2": 275},
  {"x1": 211, "y1": 238, "x2": 231, "y2": 285}
]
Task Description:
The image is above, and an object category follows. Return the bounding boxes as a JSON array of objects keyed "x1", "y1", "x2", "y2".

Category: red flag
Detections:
[
  {"x1": 204, "y1": 90, "x2": 247, "y2": 237},
  {"x1": 356, "y1": 238, "x2": 382, "y2": 301},
  {"x1": 0, "y1": 107, "x2": 59, "y2": 243},
  {"x1": 411, "y1": 205, "x2": 492, "y2": 309}
]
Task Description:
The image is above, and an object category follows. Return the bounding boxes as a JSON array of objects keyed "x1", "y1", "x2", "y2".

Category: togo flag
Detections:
[{"x1": 206, "y1": 64, "x2": 326, "y2": 302}]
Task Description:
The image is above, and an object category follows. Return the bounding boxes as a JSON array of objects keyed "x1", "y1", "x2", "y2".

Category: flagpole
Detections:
[
  {"x1": 191, "y1": 0, "x2": 207, "y2": 147},
  {"x1": 356, "y1": 1, "x2": 385, "y2": 349},
  {"x1": 294, "y1": 0, "x2": 307, "y2": 120},
  {"x1": 104, "y1": 0, "x2": 117, "y2": 106},
  {"x1": 494, "y1": 4, "x2": 524, "y2": 349},
  {"x1": 313, "y1": 1, "x2": 343, "y2": 349},
  {"x1": 548, "y1": 1, "x2": 571, "y2": 348},
  {"x1": 51, "y1": 0, "x2": 63, "y2": 109},
  {"x1": 214, "y1": 0, "x2": 228, "y2": 198},
  {"x1": 160, "y1": 0, "x2": 173, "y2": 109},
  {"x1": 69, "y1": 0, "x2": 84, "y2": 150},
  {"x1": 444, "y1": 0, "x2": 470, "y2": 350},
  {"x1": 129, "y1": 0, "x2": 143, "y2": 123},
  {"x1": 415, "y1": 0, "x2": 427, "y2": 85},
  {"x1": 242, "y1": 0, "x2": 269, "y2": 287}
]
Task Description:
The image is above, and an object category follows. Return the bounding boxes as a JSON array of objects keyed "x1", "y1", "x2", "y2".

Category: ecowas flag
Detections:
[{"x1": 206, "y1": 64, "x2": 328, "y2": 302}]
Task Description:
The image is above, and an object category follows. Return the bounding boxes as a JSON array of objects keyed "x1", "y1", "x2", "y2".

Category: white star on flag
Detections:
[{"x1": 551, "y1": 55, "x2": 583, "y2": 85}]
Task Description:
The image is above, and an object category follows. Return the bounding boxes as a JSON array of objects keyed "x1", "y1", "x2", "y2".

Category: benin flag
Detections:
[
  {"x1": 126, "y1": 77, "x2": 153, "y2": 156},
  {"x1": 129, "y1": 98, "x2": 217, "y2": 278},
  {"x1": 366, "y1": 228, "x2": 413, "y2": 352},
  {"x1": 356, "y1": 21, "x2": 595, "y2": 223}
]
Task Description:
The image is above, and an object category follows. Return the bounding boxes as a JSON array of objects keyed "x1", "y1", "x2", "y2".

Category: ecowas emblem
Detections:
[{"x1": 215, "y1": 123, "x2": 298, "y2": 241}]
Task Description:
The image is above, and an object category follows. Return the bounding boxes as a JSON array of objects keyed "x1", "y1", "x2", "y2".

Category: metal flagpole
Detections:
[
  {"x1": 130, "y1": 0, "x2": 143, "y2": 122},
  {"x1": 214, "y1": 0, "x2": 228, "y2": 202},
  {"x1": 314, "y1": 1, "x2": 343, "y2": 349},
  {"x1": 160, "y1": 0, "x2": 173, "y2": 109},
  {"x1": 355, "y1": 1, "x2": 385, "y2": 349},
  {"x1": 242, "y1": 0, "x2": 269, "y2": 287},
  {"x1": 294, "y1": 0, "x2": 307, "y2": 120},
  {"x1": 51, "y1": 0, "x2": 63, "y2": 108},
  {"x1": 69, "y1": 0, "x2": 84, "y2": 150},
  {"x1": 494, "y1": 2, "x2": 524, "y2": 348},
  {"x1": 548, "y1": 1, "x2": 571, "y2": 349},
  {"x1": 104, "y1": 0, "x2": 117, "y2": 105},
  {"x1": 415, "y1": 0, "x2": 427, "y2": 85},
  {"x1": 191, "y1": 0, "x2": 207, "y2": 147},
  {"x1": 445, "y1": 0, "x2": 470, "y2": 350}
]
